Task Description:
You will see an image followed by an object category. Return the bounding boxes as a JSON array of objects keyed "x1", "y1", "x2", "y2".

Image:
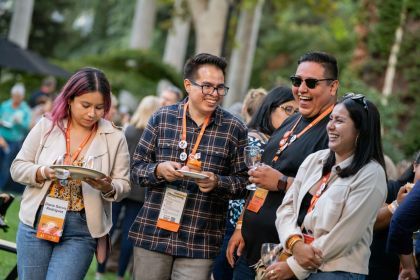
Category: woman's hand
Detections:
[
  {"x1": 84, "y1": 176, "x2": 113, "y2": 193},
  {"x1": 226, "y1": 228, "x2": 245, "y2": 267},
  {"x1": 264, "y1": 261, "x2": 295, "y2": 280},
  {"x1": 35, "y1": 166, "x2": 56, "y2": 183},
  {"x1": 248, "y1": 164, "x2": 282, "y2": 191},
  {"x1": 292, "y1": 241, "x2": 323, "y2": 270}
]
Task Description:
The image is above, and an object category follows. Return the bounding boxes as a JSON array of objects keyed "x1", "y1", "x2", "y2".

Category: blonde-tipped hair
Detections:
[{"x1": 130, "y1": 95, "x2": 161, "y2": 129}]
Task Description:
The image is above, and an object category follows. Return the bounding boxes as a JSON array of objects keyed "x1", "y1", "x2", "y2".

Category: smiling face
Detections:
[
  {"x1": 69, "y1": 91, "x2": 105, "y2": 129},
  {"x1": 270, "y1": 100, "x2": 299, "y2": 130},
  {"x1": 184, "y1": 64, "x2": 225, "y2": 120},
  {"x1": 327, "y1": 103, "x2": 358, "y2": 159},
  {"x1": 292, "y1": 62, "x2": 338, "y2": 118}
]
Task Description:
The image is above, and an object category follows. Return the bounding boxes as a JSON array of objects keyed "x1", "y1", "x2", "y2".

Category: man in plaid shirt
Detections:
[{"x1": 129, "y1": 53, "x2": 248, "y2": 280}]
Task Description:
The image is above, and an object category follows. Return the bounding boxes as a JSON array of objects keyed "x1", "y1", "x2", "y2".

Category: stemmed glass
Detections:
[
  {"x1": 261, "y1": 243, "x2": 281, "y2": 267},
  {"x1": 54, "y1": 155, "x2": 70, "y2": 182},
  {"x1": 244, "y1": 145, "x2": 262, "y2": 191},
  {"x1": 84, "y1": 155, "x2": 101, "y2": 171}
]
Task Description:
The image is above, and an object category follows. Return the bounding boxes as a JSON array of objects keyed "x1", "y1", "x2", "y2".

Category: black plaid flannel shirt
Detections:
[{"x1": 128, "y1": 100, "x2": 248, "y2": 258}]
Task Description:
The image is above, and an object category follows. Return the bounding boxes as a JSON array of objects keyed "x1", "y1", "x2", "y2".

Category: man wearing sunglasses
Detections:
[
  {"x1": 228, "y1": 52, "x2": 339, "y2": 279},
  {"x1": 129, "y1": 53, "x2": 248, "y2": 280}
]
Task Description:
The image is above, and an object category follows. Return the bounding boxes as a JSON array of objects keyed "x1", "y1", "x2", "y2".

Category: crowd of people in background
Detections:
[{"x1": 1, "y1": 51, "x2": 419, "y2": 280}]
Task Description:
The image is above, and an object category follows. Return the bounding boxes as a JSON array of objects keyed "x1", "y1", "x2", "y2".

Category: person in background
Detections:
[
  {"x1": 159, "y1": 85, "x2": 183, "y2": 107},
  {"x1": 241, "y1": 88, "x2": 267, "y2": 124},
  {"x1": 272, "y1": 93, "x2": 387, "y2": 280},
  {"x1": 129, "y1": 53, "x2": 248, "y2": 280},
  {"x1": 28, "y1": 76, "x2": 57, "y2": 108},
  {"x1": 11, "y1": 68, "x2": 130, "y2": 279},
  {"x1": 96, "y1": 95, "x2": 161, "y2": 280},
  {"x1": 227, "y1": 51, "x2": 339, "y2": 280},
  {"x1": 213, "y1": 86, "x2": 297, "y2": 280},
  {"x1": 0, "y1": 83, "x2": 31, "y2": 191},
  {"x1": 368, "y1": 154, "x2": 418, "y2": 280},
  {"x1": 387, "y1": 152, "x2": 420, "y2": 280}
]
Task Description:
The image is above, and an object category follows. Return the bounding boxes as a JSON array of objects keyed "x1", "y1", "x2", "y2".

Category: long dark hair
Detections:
[
  {"x1": 248, "y1": 86, "x2": 294, "y2": 136},
  {"x1": 323, "y1": 94, "x2": 386, "y2": 178}
]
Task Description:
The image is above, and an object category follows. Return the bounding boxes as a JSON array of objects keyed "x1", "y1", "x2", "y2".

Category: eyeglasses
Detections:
[
  {"x1": 189, "y1": 80, "x2": 229, "y2": 96},
  {"x1": 290, "y1": 76, "x2": 335, "y2": 89},
  {"x1": 343, "y1": 92, "x2": 368, "y2": 111},
  {"x1": 280, "y1": 105, "x2": 299, "y2": 116}
]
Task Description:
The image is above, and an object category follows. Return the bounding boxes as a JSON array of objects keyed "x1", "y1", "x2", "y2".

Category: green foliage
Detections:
[{"x1": 58, "y1": 49, "x2": 182, "y2": 99}]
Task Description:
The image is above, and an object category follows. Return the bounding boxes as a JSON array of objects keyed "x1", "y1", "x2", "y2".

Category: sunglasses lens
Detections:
[
  {"x1": 291, "y1": 77, "x2": 302, "y2": 87},
  {"x1": 305, "y1": 79, "x2": 318, "y2": 89}
]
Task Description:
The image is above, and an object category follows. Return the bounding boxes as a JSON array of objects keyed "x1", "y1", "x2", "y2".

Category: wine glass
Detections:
[
  {"x1": 84, "y1": 155, "x2": 102, "y2": 171},
  {"x1": 261, "y1": 243, "x2": 281, "y2": 267},
  {"x1": 54, "y1": 155, "x2": 65, "y2": 165},
  {"x1": 244, "y1": 145, "x2": 262, "y2": 191}
]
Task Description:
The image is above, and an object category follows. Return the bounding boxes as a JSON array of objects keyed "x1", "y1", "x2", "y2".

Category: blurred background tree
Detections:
[{"x1": 0, "y1": 0, "x2": 418, "y2": 161}]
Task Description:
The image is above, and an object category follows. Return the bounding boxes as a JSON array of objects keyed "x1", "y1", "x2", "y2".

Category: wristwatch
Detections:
[{"x1": 277, "y1": 175, "x2": 288, "y2": 191}]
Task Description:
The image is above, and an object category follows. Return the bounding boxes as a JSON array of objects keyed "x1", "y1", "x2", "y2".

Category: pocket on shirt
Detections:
[{"x1": 315, "y1": 185, "x2": 347, "y2": 232}]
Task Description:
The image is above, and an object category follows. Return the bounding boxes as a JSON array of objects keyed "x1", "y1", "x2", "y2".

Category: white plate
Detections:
[
  {"x1": 50, "y1": 165, "x2": 106, "y2": 180},
  {"x1": 178, "y1": 170, "x2": 209, "y2": 179}
]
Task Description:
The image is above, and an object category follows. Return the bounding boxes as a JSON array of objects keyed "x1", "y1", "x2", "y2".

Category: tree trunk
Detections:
[
  {"x1": 224, "y1": 0, "x2": 264, "y2": 108},
  {"x1": 130, "y1": 0, "x2": 157, "y2": 50},
  {"x1": 8, "y1": 0, "x2": 34, "y2": 49},
  {"x1": 187, "y1": 0, "x2": 228, "y2": 56},
  {"x1": 163, "y1": 0, "x2": 191, "y2": 72},
  {"x1": 381, "y1": 1, "x2": 407, "y2": 104}
]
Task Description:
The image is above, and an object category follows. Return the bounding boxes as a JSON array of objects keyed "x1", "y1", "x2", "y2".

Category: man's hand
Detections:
[
  {"x1": 249, "y1": 164, "x2": 282, "y2": 191},
  {"x1": 226, "y1": 228, "x2": 245, "y2": 267},
  {"x1": 396, "y1": 185, "x2": 409, "y2": 205},
  {"x1": 399, "y1": 254, "x2": 419, "y2": 280},
  {"x1": 195, "y1": 171, "x2": 218, "y2": 193},
  {"x1": 156, "y1": 161, "x2": 183, "y2": 182},
  {"x1": 292, "y1": 241, "x2": 323, "y2": 270}
]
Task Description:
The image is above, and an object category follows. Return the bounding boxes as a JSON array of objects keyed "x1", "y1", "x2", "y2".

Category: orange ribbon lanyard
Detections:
[
  {"x1": 272, "y1": 105, "x2": 334, "y2": 163},
  {"x1": 307, "y1": 172, "x2": 332, "y2": 213},
  {"x1": 181, "y1": 102, "x2": 211, "y2": 161},
  {"x1": 65, "y1": 119, "x2": 97, "y2": 164}
]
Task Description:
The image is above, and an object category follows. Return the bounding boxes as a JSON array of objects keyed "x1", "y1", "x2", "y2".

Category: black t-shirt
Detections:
[{"x1": 242, "y1": 112, "x2": 330, "y2": 265}]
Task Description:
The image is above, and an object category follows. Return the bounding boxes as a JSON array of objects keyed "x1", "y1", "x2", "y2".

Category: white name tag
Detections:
[
  {"x1": 156, "y1": 188, "x2": 187, "y2": 232},
  {"x1": 36, "y1": 197, "x2": 69, "y2": 243}
]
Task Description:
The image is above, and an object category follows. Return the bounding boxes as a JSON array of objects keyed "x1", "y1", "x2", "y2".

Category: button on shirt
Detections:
[{"x1": 129, "y1": 100, "x2": 248, "y2": 259}]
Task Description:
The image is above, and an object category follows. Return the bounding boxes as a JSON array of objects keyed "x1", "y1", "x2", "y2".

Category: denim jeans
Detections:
[
  {"x1": 0, "y1": 140, "x2": 21, "y2": 191},
  {"x1": 212, "y1": 219, "x2": 235, "y2": 280},
  {"x1": 307, "y1": 271, "x2": 366, "y2": 280},
  {"x1": 17, "y1": 210, "x2": 97, "y2": 280},
  {"x1": 97, "y1": 199, "x2": 142, "y2": 277},
  {"x1": 232, "y1": 255, "x2": 255, "y2": 280}
]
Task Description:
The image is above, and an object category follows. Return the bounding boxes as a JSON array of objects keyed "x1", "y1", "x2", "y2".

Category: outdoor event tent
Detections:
[{"x1": 0, "y1": 38, "x2": 69, "y2": 77}]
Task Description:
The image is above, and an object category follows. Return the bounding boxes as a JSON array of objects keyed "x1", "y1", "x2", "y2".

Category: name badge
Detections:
[
  {"x1": 36, "y1": 197, "x2": 69, "y2": 243},
  {"x1": 156, "y1": 188, "x2": 187, "y2": 232},
  {"x1": 246, "y1": 187, "x2": 269, "y2": 213}
]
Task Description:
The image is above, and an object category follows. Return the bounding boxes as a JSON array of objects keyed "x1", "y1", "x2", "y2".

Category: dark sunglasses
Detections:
[
  {"x1": 343, "y1": 92, "x2": 368, "y2": 111},
  {"x1": 290, "y1": 76, "x2": 335, "y2": 89},
  {"x1": 280, "y1": 105, "x2": 299, "y2": 116}
]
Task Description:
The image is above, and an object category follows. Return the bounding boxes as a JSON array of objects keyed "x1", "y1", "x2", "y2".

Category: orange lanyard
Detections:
[
  {"x1": 181, "y1": 102, "x2": 211, "y2": 161},
  {"x1": 65, "y1": 119, "x2": 97, "y2": 164},
  {"x1": 307, "y1": 172, "x2": 332, "y2": 213},
  {"x1": 272, "y1": 105, "x2": 334, "y2": 163}
]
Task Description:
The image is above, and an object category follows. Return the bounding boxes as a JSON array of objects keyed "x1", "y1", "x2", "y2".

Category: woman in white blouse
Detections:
[{"x1": 267, "y1": 93, "x2": 387, "y2": 280}]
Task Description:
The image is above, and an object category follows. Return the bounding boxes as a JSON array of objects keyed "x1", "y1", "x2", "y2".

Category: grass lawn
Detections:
[{"x1": 0, "y1": 194, "x2": 130, "y2": 280}]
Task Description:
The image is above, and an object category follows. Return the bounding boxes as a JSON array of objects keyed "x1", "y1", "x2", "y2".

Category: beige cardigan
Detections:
[
  {"x1": 11, "y1": 117, "x2": 130, "y2": 238},
  {"x1": 276, "y1": 149, "x2": 387, "y2": 279}
]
